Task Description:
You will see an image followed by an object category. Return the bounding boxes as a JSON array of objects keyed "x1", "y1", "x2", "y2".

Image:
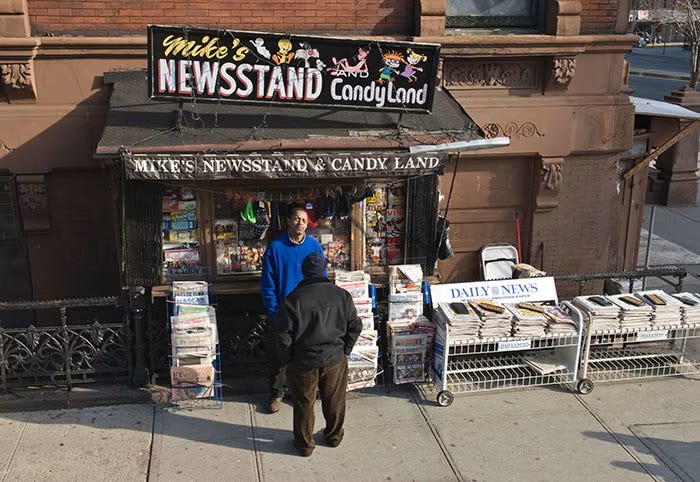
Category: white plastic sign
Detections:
[{"x1": 430, "y1": 277, "x2": 558, "y2": 307}]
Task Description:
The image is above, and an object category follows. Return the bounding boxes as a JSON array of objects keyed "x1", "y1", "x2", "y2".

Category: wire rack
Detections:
[
  {"x1": 577, "y1": 322, "x2": 700, "y2": 392},
  {"x1": 447, "y1": 331, "x2": 580, "y2": 356},
  {"x1": 431, "y1": 301, "x2": 584, "y2": 405},
  {"x1": 444, "y1": 354, "x2": 575, "y2": 393}
]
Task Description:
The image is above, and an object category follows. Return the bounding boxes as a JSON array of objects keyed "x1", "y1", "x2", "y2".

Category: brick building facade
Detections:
[{"x1": 1, "y1": 0, "x2": 638, "y2": 302}]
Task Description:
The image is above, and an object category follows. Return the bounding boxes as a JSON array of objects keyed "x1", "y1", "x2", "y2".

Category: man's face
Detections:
[{"x1": 288, "y1": 210, "x2": 308, "y2": 237}]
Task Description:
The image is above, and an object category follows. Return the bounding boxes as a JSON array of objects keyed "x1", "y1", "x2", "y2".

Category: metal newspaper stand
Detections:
[
  {"x1": 575, "y1": 291, "x2": 700, "y2": 394},
  {"x1": 429, "y1": 278, "x2": 583, "y2": 406}
]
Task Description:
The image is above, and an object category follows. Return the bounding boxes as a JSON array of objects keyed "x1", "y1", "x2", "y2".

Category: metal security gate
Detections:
[{"x1": 0, "y1": 297, "x2": 131, "y2": 390}]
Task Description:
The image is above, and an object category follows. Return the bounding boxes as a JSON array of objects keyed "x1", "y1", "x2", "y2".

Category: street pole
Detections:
[{"x1": 641, "y1": 205, "x2": 657, "y2": 290}]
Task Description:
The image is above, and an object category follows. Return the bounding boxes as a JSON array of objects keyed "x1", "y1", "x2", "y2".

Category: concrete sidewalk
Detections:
[{"x1": 1, "y1": 378, "x2": 698, "y2": 482}]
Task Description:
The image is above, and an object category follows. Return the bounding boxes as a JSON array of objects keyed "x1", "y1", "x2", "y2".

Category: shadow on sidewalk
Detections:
[
  {"x1": 0, "y1": 399, "x2": 308, "y2": 457},
  {"x1": 582, "y1": 429, "x2": 699, "y2": 481}
]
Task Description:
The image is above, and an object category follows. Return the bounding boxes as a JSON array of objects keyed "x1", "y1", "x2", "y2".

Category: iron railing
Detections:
[
  {"x1": 0, "y1": 296, "x2": 131, "y2": 390},
  {"x1": 554, "y1": 266, "x2": 688, "y2": 296}
]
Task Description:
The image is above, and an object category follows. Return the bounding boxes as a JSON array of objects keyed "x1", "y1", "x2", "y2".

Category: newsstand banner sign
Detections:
[
  {"x1": 147, "y1": 25, "x2": 440, "y2": 113},
  {"x1": 123, "y1": 152, "x2": 448, "y2": 180}
]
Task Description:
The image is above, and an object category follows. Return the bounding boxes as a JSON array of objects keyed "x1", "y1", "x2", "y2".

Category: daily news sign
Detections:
[{"x1": 147, "y1": 25, "x2": 440, "y2": 113}]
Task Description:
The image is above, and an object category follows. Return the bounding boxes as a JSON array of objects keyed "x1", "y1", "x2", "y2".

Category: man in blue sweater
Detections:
[{"x1": 261, "y1": 206, "x2": 325, "y2": 413}]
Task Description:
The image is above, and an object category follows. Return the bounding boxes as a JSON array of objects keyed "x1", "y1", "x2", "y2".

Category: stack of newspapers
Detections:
[
  {"x1": 335, "y1": 270, "x2": 378, "y2": 391},
  {"x1": 573, "y1": 295, "x2": 621, "y2": 331},
  {"x1": 635, "y1": 290, "x2": 683, "y2": 328},
  {"x1": 672, "y1": 292, "x2": 700, "y2": 325},
  {"x1": 169, "y1": 281, "x2": 218, "y2": 402},
  {"x1": 607, "y1": 294, "x2": 654, "y2": 329}
]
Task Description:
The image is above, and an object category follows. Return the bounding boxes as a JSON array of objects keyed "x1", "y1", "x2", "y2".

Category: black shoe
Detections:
[
  {"x1": 269, "y1": 397, "x2": 282, "y2": 414},
  {"x1": 325, "y1": 428, "x2": 344, "y2": 447},
  {"x1": 294, "y1": 442, "x2": 314, "y2": 457}
]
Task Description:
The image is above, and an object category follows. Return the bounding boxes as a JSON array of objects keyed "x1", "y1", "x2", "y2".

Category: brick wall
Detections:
[
  {"x1": 26, "y1": 0, "x2": 415, "y2": 36},
  {"x1": 580, "y1": 0, "x2": 623, "y2": 34},
  {"x1": 532, "y1": 154, "x2": 624, "y2": 296}
]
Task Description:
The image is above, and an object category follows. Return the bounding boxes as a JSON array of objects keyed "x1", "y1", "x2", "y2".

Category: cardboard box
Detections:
[{"x1": 170, "y1": 365, "x2": 215, "y2": 401}]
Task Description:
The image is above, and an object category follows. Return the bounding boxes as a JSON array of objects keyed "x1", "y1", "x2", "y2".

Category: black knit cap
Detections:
[{"x1": 302, "y1": 252, "x2": 326, "y2": 278}]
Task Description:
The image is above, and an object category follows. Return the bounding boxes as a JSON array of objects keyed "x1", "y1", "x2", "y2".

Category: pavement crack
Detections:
[
  {"x1": 574, "y1": 394, "x2": 659, "y2": 481},
  {"x1": 1, "y1": 413, "x2": 31, "y2": 482},
  {"x1": 249, "y1": 402, "x2": 264, "y2": 482},
  {"x1": 146, "y1": 405, "x2": 156, "y2": 482},
  {"x1": 410, "y1": 386, "x2": 463, "y2": 482}
]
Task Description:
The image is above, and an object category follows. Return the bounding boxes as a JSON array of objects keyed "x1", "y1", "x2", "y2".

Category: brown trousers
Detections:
[{"x1": 285, "y1": 357, "x2": 348, "y2": 450}]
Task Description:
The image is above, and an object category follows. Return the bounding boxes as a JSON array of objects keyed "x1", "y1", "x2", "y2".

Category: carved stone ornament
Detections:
[
  {"x1": 483, "y1": 122, "x2": 543, "y2": 140},
  {"x1": 443, "y1": 60, "x2": 541, "y2": 90},
  {"x1": 0, "y1": 63, "x2": 32, "y2": 89},
  {"x1": 16, "y1": 175, "x2": 50, "y2": 230},
  {"x1": 17, "y1": 181, "x2": 47, "y2": 211},
  {"x1": 535, "y1": 157, "x2": 564, "y2": 212},
  {"x1": 542, "y1": 161, "x2": 563, "y2": 191},
  {"x1": 552, "y1": 57, "x2": 576, "y2": 86}
]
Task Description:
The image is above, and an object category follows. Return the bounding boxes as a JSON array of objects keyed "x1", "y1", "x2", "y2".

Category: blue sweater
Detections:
[{"x1": 261, "y1": 233, "x2": 325, "y2": 321}]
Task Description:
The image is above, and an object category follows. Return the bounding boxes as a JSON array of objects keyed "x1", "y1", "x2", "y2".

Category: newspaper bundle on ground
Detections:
[
  {"x1": 635, "y1": 290, "x2": 683, "y2": 327},
  {"x1": 573, "y1": 295, "x2": 621, "y2": 331},
  {"x1": 672, "y1": 292, "x2": 700, "y2": 324},
  {"x1": 335, "y1": 270, "x2": 378, "y2": 391}
]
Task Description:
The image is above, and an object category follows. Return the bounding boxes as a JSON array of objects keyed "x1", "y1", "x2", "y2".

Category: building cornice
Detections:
[{"x1": 0, "y1": 33, "x2": 633, "y2": 60}]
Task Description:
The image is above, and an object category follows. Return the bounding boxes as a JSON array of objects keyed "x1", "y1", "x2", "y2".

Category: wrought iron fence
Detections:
[
  {"x1": 554, "y1": 266, "x2": 688, "y2": 296},
  {"x1": 0, "y1": 296, "x2": 131, "y2": 390}
]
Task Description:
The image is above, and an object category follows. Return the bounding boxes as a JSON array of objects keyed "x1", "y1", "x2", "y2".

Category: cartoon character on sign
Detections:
[
  {"x1": 400, "y1": 48, "x2": 427, "y2": 82},
  {"x1": 295, "y1": 42, "x2": 325, "y2": 70},
  {"x1": 377, "y1": 51, "x2": 404, "y2": 84},
  {"x1": 326, "y1": 47, "x2": 369, "y2": 75},
  {"x1": 272, "y1": 38, "x2": 295, "y2": 65},
  {"x1": 250, "y1": 38, "x2": 271, "y2": 59}
]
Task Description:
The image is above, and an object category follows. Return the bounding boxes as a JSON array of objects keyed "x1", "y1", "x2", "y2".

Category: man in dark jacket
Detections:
[{"x1": 275, "y1": 252, "x2": 362, "y2": 457}]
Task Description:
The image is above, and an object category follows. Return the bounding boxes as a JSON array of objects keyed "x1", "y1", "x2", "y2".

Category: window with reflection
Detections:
[{"x1": 446, "y1": 0, "x2": 542, "y2": 30}]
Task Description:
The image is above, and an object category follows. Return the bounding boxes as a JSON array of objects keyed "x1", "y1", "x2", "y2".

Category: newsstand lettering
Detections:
[
  {"x1": 148, "y1": 25, "x2": 440, "y2": 113},
  {"x1": 450, "y1": 286, "x2": 490, "y2": 299},
  {"x1": 124, "y1": 152, "x2": 447, "y2": 179},
  {"x1": 500, "y1": 283, "x2": 539, "y2": 296}
]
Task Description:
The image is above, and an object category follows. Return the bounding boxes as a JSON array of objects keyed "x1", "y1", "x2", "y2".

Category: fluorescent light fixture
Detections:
[{"x1": 408, "y1": 137, "x2": 510, "y2": 154}]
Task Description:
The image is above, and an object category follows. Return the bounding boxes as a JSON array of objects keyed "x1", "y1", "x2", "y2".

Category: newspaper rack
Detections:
[
  {"x1": 431, "y1": 301, "x2": 584, "y2": 406},
  {"x1": 575, "y1": 291, "x2": 700, "y2": 394},
  {"x1": 167, "y1": 281, "x2": 223, "y2": 409}
]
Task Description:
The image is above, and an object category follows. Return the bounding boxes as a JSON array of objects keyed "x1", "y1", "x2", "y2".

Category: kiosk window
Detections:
[{"x1": 212, "y1": 187, "x2": 353, "y2": 276}]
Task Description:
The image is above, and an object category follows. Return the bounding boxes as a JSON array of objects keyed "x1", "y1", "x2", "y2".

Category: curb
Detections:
[{"x1": 629, "y1": 70, "x2": 691, "y2": 82}]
